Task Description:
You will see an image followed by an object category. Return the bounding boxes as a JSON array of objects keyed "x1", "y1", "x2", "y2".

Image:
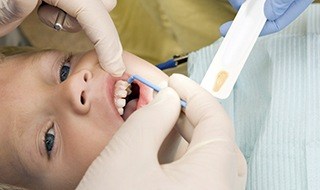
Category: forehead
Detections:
[
  {"x1": 0, "y1": 50, "x2": 44, "y2": 79},
  {"x1": 0, "y1": 49, "x2": 67, "y2": 85},
  {"x1": 0, "y1": 51, "x2": 41, "y2": 97},
  {"x1": 0, "y1": 49, "x2": 63, "y2": 130}
]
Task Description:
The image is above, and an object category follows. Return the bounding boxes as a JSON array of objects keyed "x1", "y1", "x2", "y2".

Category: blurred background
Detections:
[
  {"x1": 3, "y1": 0, "x2": 320, "y2": 74},
  {"x1": 2, "y1": 0, "x2": 236, "y2": 75}
]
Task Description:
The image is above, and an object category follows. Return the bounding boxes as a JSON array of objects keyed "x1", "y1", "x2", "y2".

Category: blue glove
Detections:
[{"x1": 220, "y1": 0, "x2": 313, "y2": 36}]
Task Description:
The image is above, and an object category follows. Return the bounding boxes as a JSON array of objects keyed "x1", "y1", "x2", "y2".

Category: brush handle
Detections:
[
  {"x1": 128, "y1": 75, "x2": 187, "y2": 108},
  {"x1": 200, "y1": 0, "x2": 266, "y2": 99}
]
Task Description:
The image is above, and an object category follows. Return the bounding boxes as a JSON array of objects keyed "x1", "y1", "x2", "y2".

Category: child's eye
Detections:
[
  {"x1": 44, "y1": 128, "x2": 55, "y2": 156},
  {"x1": 59, "y1": 54, "x2": 72, "y2": 82},
  {"x1": 59, "y1": 64, "x2": 70, "y2": 82}
]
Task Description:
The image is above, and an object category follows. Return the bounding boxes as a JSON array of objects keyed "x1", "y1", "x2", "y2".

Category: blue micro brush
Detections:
[{"x1": 127, "y1": 75, "x2": 187, "y2": 108}]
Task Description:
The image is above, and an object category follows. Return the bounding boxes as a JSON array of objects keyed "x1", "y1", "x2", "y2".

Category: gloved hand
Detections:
[
  {"x1": 0, "y1": 0, "x2": 125, "y2": 77},
  {"x1": 77, "y1": 74, "x2": 247, "y2": 190},
  {"x1": 220, "y1": 0, "x2": 313, "y2": 36}
]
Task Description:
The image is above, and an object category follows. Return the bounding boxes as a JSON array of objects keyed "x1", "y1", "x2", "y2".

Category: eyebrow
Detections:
[{"x1": 26, "y1": 50, "x2": 66, "y2": 83}]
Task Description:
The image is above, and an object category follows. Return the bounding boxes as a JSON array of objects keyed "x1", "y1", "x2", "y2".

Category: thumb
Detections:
[
  {"x1": 167, "y1": 74, "x2": 243, "y2": 189},
  {"x1": 77, "y1": 88, "x2": 181, "y2": 190},
  {"x1": 264, "y1": 0, "x2": 295, "y2": 20},
  {"x1": 117, "y1": 87, "x2": 181, "y2": 158},
  {"x1": 37, "y1": 4, "x2": 81, "y2": 32},
  {"x1": 41, "y1": 0, "x2": 125, "y2": 76}
]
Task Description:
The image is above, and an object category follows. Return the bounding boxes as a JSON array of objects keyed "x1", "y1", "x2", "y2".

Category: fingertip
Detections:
[
  {"x1": 102, "y1": 59, "x2": 126, "y2": 77},
  {"x1": 152, "y1": 87, "x2": 180, "y2": 108},
  {"x1": 235, "y1": 145, "x2": 247, "y2": 177},
  {"x1": 168, "y1": 74, "x2": 196, "y2": 96},
  {"x1": 263, "y1": 0, "x2": 313, "y2": 36},
  {"x1": 109, "y1": 67, "x2": 126, "y2": 77},
  {"x1": 17, "y1": 0, "x2": 38, "y2": 17},
  {"x1": 219, "y1": 21, "x2": 233, "y2": 37},
  {"x1": 229, "y1": 0, "x2": 245, "y2": 11},
  {"x1": 168, "y1": 74, "x2": 198, "y2": 99},
  {"x1": 169, "y1": 73, "x2": 186, "y2": 84},
  {"x1": 63, "y1": 16, "x2": 82, "y2": 32},
  {"x1": 101, "y1": 0, "x2": 117, "y2": 12},
  {"x1": 264, "y1": 0, "x2": 294, "y2": 21},
  {"x1": 264, "y1": 0, "x2": 278, "y2": 20},
  {"x1": 259, "y1": 20, "x2": 280, "y2": 36}
]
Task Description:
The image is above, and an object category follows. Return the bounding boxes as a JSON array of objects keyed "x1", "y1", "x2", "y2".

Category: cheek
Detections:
[
  {"x1": 52, "y1": 121, "x2": 116, "y2": 188},
  {"x1": 53, "y1": 95, "x2": 124, "y2": 179},
  {"x1": 59, "y1": 116, "x2": 119, "y2": 168}
]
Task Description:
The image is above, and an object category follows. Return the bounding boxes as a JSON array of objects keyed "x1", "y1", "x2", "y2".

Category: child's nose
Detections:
[{"x1": 62, "y1": 70, "x2": 93, "y2": 115}]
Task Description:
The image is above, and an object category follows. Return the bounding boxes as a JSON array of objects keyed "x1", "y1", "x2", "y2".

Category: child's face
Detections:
[{"x1": 0, "y1": 49, "x2": 167, "y2": 189}]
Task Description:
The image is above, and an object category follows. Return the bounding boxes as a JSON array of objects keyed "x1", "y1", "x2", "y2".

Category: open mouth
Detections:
[
  {"x1": 122, "y1": 82, "x2": 140, "y2": 120},
  {"x1": 113, "y1": 79, "x2": 153, "y2": 121}
]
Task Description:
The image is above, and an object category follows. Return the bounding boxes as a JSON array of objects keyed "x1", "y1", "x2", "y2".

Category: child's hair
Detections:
[
  {"x1": 0, "y1": 46, "x2": 37, "y2": 57},
  {"x1": 0, "y1": 184, "x2": 25, "y2": 190}
]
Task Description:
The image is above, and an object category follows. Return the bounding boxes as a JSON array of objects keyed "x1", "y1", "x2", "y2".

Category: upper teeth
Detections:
[{"x1": 114, "y1": 80, "x2": 131, "y2": 115}]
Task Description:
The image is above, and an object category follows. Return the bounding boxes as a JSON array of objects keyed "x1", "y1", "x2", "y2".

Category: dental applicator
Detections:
[{"x1": 127, "y1": 75, "x2": 187, "y2": 108}]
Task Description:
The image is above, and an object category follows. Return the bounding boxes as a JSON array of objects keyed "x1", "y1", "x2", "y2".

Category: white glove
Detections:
[
  {"x1": 0, "y1": 0, "x2": 125, "y2": 77},
  {"x1": 0, "y1": 0, "x2": 38, "y2": 36},
  {"x1": 77, "y1": 74, "x2": 247, "y2": 190}
]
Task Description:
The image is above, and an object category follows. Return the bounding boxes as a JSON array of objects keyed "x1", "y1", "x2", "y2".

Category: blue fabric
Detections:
[{"x1": 188, "y1": 4, "x2": 320, "y2": 190}]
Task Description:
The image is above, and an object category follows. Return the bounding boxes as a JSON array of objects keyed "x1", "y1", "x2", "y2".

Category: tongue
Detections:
[{"x1": 122, "y1": 99, "x2": 138, "y2": 120}]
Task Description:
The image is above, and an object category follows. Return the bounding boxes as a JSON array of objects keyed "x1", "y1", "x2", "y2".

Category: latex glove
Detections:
[
  {"x1": 0, "y1": 0, "x2": 125, "y2": 77},
  {"x1": 220, "y1": 0, "x2": 313, "y2": 36},
  {"x1": 77, "y1": 74, "x2": 247, "y2": 190},
  {"x1": 0, "y1": 0, "x2": 38, "y2": 35}
]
